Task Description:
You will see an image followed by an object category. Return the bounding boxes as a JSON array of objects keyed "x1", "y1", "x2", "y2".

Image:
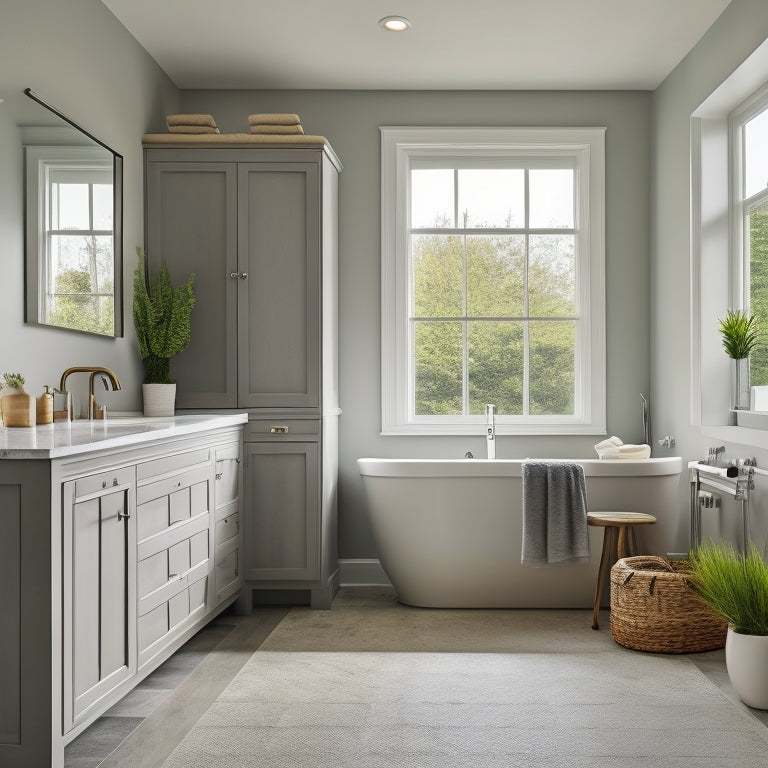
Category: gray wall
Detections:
[
  {"x1": 181, "y1": 89, "x2": 652, "y2": 557},
  {"x1": 0, "y1": 0, "x2": 179, "y2": 411},
  {"x1": 652, "y1": 0, "x2": 768, "y2": 553}
]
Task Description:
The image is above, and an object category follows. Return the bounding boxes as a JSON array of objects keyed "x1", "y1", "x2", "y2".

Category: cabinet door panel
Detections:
[
  {"x1": 73, "y1": 498, "x2": 100, "y2": 697},
  {"x1": 237, "y1": 163, "x2": 320, "y2": 408},
  {"x1": 99, "y1": 492, "x2": 128, "y2": 678},
  {"x1": 146, "y1": 162, "x2": 238, "y2": 407},
  {"x1": 243, "y1": 442, "x2": 319, "y2": 580}
]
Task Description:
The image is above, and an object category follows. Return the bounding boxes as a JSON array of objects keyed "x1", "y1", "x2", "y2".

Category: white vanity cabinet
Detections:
[{"x1": 0, "y1": 413, "x2": 245, "y2": 768}]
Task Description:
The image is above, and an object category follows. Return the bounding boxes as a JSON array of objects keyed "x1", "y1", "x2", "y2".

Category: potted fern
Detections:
[
  {"x1": 133, "y1": 247, "x2": 195, "y2": 416},
  {"x1": 688, "y1": 540, "x2": 768, "y2": 709},
  {"x1": 717, "y1": 309, "x2": 758, "y2": 410}
]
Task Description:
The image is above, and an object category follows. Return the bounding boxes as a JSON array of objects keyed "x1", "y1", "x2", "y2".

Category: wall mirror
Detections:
[{"x1": 14, "y1": 88, "x2": 123, "y2": 337}]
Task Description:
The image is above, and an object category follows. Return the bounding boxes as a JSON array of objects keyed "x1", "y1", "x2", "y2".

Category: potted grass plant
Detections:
[
  {"x1": 133, "y1": 247, "x2": 195, "y2": 416},
  {"x1": 688, "y1": 540, "x2": 768, "y2": 709},
  {"x1": 717, "y1": 309, "x2": 758, "y2": 410}
]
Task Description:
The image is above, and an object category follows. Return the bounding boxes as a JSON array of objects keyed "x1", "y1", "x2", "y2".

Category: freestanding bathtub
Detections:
[{"x1": 357, "y1": 457, "x2": 684, "y2": 608}]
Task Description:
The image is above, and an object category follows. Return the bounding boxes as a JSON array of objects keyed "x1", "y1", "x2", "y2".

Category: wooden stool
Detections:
[{"x1": 587, "y1": 511, "x2": 656, "y2": 630}]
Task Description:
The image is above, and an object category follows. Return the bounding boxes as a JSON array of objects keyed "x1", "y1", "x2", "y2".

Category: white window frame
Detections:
[
  {"x1": 729, "y1": 84, "x2": 768, "y2": 314},
  {"x1": 380, "y1": 126, "x2": 606, "y2": 435},
  {"x1": 25, "y1": 145, "x2": 114, "y2": 331}
]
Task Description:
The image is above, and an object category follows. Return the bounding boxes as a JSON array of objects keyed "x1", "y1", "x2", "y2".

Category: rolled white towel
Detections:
[
  {"x1": 594, "y1": 436, "x2": 623, "y2": 453},
  {"x1": 597, "y1": 443, "x2": 651, "y2": 460}
]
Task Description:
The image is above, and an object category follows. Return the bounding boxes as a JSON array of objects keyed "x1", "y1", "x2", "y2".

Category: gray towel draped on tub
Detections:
[{"x1": 521, "y1": 461, "x2": 590, "y2": 566}]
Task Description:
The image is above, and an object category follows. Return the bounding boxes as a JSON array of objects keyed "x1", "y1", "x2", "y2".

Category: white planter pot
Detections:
[
  {"x1": 725, "y1": 627, "x2": 768, "y2": 709},
  {"x1": 142, "y1": 383, "x2": 176, "y2": 417}
]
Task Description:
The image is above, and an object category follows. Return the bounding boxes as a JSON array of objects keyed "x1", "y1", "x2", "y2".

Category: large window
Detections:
[
  {"x1": 381, "y1": 127, "x2": 605, "y2": 435},
  {"x1": 731, "y1": 90, "x2": 768, "y2": 387}
]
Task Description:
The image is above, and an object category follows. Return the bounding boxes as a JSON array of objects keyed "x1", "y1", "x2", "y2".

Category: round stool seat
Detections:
[
  {"x1": 588, "y1": 511, "x2": 656, "y2": 527},
  {"x1": 587, "y1": 511, "x2": 657, "y2": 630}
]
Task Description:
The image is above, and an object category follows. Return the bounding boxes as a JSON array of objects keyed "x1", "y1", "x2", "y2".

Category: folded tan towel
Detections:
[
  {"x1": 248, "y1": 113, "x2": 301, "y2": 126},
  {"x1": 250, "y1": 124, "x2": 304, "y2": 135},
  {"x1": 168, "y1": 125, "x2": 221, "y2": 134},
  {"x1": 167, "y1": 114, "x2": 217, "y2": 128}
]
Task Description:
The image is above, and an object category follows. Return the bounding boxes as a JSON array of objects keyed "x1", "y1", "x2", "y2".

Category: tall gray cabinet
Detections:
[{"x1": 144, "y1": 141, "x2": 341, "y2": 609}]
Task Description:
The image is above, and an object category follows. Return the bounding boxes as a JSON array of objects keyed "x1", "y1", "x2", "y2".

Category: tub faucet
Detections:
[{"x1": 486, "y1": 404, "x2": 496, "y2": 460}]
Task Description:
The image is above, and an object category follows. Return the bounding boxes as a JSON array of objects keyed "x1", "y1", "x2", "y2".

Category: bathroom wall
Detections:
[
  {"x1": 181, "y1": 89, "x2": 653, "y2": 557},
  {"x1": 0, "y1": 0, "x2": 179, "y2": 411},
  {"x1": 652, "y1": 0, "x2": 768, "y2": 551}
]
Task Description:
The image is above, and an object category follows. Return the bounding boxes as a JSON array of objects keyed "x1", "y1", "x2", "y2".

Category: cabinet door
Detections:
[
  {"x1": 146, "y1": 160, "x2": 238, "y2": 407},
  {"x1": 242, "y1": 441, "x2": 319, "y2": 581},
  {"x1": 63, "y1": 469, "x2": 136, "y2": 733},
  {"x1": 237, "y1": 163, "x2": 320, "y2": 409}
]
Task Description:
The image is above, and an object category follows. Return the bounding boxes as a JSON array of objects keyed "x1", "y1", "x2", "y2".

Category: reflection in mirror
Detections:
[{"x1": 11, "y1": 88, "x2": 123, "y2": 336}]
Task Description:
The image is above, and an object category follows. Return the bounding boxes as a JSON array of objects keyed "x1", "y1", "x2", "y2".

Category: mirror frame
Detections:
[{"x1": 22, "y1": 88, "x2": 124, "y2": 337}]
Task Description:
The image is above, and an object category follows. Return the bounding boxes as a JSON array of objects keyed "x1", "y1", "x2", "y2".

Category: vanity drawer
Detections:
[
  {"x1": 137, "y1": 478, "x2": 209, "y2": 540},
  {"x1": 137, "y1": 447, "x2": 210, "y2": 482},
  {"x1": 74, "y1": 466, "x2": 133, "y2": 500},
  {"x1": 245, "y1": 419, "x2": 319, "y2": 440},
  {"x1": 215, "y1": 512, "x2": 239, "y2": 546}
]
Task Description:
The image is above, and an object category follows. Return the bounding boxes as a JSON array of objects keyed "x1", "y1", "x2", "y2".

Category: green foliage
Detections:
[
  {"x1": 3, "y1": 373, "x2": 24, "y2": 390},
  {"x1": 688, "y1": 541, "x2": 768, "y2": 635},
  {"x1": 47, "y1": 268, "x2": 115, "y2": 336},
  {"x1": 411, "y1": 232, "x2": 576, "y2": 416},
  {"x1": 749, "y1": 207, "x2": 768, "y2": 384},
  {"x1": 717, "y1": 309, "x2": 758, "y2": 360},
  {"x1": 133, "y1": 247, "x2": 196, "y2": 384}
]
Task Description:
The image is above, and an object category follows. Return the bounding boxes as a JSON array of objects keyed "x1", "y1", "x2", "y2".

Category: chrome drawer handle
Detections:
[
  {"x1": 118, "y1": 509, "x2": 130, "y2": 521},
  {"x1": 270, "y1": 425, "x2": 288, "y2": 434}
]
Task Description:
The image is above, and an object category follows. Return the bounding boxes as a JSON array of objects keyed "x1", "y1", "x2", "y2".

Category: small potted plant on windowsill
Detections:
[
  {"x1": 717, "y1": 309, "x2": 758, "y2": 411},
  {"x1": 688, "y1": 540, "x2": 768, "y2": 709},
  {"x1": 133, "y1": 247, "x2": 195, "y2": 417}
]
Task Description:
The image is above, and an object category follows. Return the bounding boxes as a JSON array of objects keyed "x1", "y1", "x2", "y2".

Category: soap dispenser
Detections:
[{"x1": 36, "y1": 385, "x2": 54, "y2": 425}]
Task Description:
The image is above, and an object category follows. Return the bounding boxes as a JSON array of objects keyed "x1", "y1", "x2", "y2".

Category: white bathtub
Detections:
[{"x1": 357, "y1": 457, "x2": 684, "y2": 608}]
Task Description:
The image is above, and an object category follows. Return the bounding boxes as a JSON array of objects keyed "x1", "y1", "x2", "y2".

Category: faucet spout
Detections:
[{"x1": 486, "y1": 404, "x2": 496, "y2": 460}]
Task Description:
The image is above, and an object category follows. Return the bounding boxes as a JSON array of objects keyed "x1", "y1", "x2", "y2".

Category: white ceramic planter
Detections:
[
  {"x1": 142, "y1": 383, "x2": 176, "y2": 417},
  {"x1": 725, "y1": 627, "x2": 768, "y2": 709}
]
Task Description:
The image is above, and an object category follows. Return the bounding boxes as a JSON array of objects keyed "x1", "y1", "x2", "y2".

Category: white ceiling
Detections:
[{"x1": 100, "y1": 0, "x2": 732, "y2": 91}]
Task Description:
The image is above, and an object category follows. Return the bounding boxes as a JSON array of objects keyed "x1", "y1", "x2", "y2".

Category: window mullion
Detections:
[{"x1": 523, "y1": 169, "x2": 530, "y2": 416}]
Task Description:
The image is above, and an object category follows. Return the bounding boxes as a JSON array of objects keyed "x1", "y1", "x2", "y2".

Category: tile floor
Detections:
[{"x1": 65, "y1": 588, "x2": 768, "y2": 767}]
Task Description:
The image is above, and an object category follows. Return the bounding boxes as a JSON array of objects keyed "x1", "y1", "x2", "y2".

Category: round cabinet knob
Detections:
[{"x1": 239, "y1": 272, "x2": 248, "y2": 280}]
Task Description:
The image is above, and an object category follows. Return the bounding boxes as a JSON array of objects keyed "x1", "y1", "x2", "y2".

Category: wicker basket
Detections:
[{"x1": 610, "y1": 555, "x2": 727, "y2": 653}]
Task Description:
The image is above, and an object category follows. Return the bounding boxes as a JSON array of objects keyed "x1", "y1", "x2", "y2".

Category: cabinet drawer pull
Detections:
[
  {"x1": 270, "y1": 425, "x2": 288, "y2": 434},
  {"x1": 113, "y1": 478, "x2": 119, "y2": 487}
]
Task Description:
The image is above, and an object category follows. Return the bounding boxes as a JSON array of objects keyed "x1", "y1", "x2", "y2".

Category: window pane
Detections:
[
  {"x1": 92, "y1": 183, "x2": 113, "y2": 229},
  {"x1": 52, "y1": 183, "x2": 89, "y2": 229},
  {"x1": 749, "y1": 198, "x2": 768, "y2": 386},
  {"x1": 528, "y1": 234, "x2": 576, "y2": 316},
  {"x1": 745, "y1": 108, "x2": 768, "y2": 199},
  {"x1": 412, "y1": 235, "x2": 463, "y2": 317},
  {"x1": 529, "y1": 169, "x2": 574, "y2": 229},
  {"x1": 529, "y1": 321, "x2": 575, "y2": 415},
  {"x1": 411, "y1": 169, "x2": 454, "y2": 228},
  {"x1": 468, "y1": 321, "x2": 523, "y2": 415},
  {"x1": 414, "y1": 321, "x2": 463, "y2": 415},
  {"x1": 466, "y1": 235, "x2": 525, "y2": 317},
  {"x1": 458, "y1": 169, "x2": 524, "y2": 228}
]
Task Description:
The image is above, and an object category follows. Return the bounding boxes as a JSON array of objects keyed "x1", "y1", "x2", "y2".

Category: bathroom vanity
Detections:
[{"x1": 0, "y1": 412, "x2": 246, "y2": 768}]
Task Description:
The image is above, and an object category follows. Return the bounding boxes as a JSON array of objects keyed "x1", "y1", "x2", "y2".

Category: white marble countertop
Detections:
[{"x1": 0, "y1": 412, "x2": 248, "y2": 459}]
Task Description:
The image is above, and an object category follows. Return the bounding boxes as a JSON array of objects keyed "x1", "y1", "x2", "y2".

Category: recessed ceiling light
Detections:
[{"x1": 379, "y1": 16, "x2": 411, "y2": 32}]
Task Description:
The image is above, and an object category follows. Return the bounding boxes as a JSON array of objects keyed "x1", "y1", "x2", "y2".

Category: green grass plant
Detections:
[
  {"x1": 717, "y1": 309, "x2": 759, "y2": 359},
  {"x1": 688, "y1": 540, "x2": 768, "y2": 635}
]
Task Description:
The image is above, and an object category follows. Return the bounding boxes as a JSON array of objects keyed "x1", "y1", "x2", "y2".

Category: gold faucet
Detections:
[{"x1": 59, "y1": 366, "x2": 122, "y2": 420}]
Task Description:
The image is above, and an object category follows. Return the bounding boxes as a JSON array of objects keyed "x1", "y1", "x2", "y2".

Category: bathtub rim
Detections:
[{"x1": 357, "y1": 456, "x2": 684, "y2": 478}]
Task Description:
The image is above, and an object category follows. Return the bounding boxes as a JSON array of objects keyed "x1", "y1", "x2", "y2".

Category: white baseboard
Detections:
[{"x1": 338, "y1": 558, "x2": 391, "y2": 586}]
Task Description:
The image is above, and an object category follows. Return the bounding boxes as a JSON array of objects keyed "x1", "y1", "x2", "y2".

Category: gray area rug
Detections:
[{"x1": 161, "y1": 650, "x2": 768, "y2": 768}]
